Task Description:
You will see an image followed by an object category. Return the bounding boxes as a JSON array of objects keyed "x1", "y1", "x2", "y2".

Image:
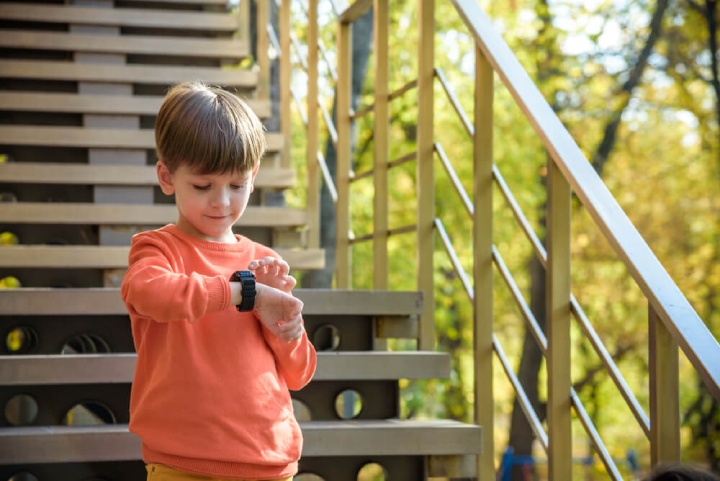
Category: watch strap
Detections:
[{"x1": 230, "y1": 270, "x2": 256, "y2": 312}]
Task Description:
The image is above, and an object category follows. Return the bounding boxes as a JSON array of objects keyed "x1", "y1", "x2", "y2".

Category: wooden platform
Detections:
[
  {"x1": 0, "y1": 289, "x2": 423, "y2": 316},
  {"x1": 0, "y1": 92, "x2": 270, "y2": 118},
  {"x1": 0, "y1": 163, "x2": 290, "y2": 186},
  {"x1": 0, "y1": 127, "x2": 282, "y2": 152},
  {"x1": 0, "y1": 3, "x2": 240, "y2": 31},
  {"x1": 0, "y1": 30, "x2": 249, "y2": 59},
  {"x1": 0, "y1": 351, "x2": 451, "y2": 385},
  {"x1": 0, "y1": 60, "x2": 257, "y2": 87},
  {"x1": 0, "y1": 204, "x2": 305, "y2": 226},
  {"x1": 0, "y1": 420, "x2": 482, "y2": 464},
  {"x1": 0, "y1": 245, "x2": 324, "y2": 270}
]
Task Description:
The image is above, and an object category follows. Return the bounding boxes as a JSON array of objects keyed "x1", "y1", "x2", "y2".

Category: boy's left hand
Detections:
[{"x1": 248, "y1": 256, "x2": 296, "y2": 294}]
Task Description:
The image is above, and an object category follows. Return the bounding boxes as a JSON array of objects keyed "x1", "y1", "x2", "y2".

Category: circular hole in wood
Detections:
[
  {"x1": 4, "y1": 394, "x2": 38, "y2": 426},
  {"x1": 63, "y1": 401, "x2": 116, "y2": 426},
  {"x1": 61, "y1": 333, "x2": 110, "y2": 355},
  {"x1": 0, "y1": 276, "x2": 21, "y2": 288},
  {"x1": 6, "y1": 326, "x2": 38, "y2": 354},
  {"x1": 291, "y1": 399, "x2": 312, "y2": 422},
  {"x1": 294, "y1": 474, "x2": 325, "y2": 481},
  {"x1": 357, "y1": 462, "x2": 387, "y2": 481},
  {"x1": 8, "y1": 473, "x2": 39, "y2": 481},
  {"x1": 334, "y1": 389, "x2": 362, "y2": 419},
  {"x1": 312, "y1": 324, "x2": 340, "y2": 351}
]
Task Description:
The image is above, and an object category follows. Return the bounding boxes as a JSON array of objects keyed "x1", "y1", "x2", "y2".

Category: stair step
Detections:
[
  {"x1": 0, "y1": 420, "x2": 482, "y2": 463},
  {"x1": 0, "y1": 3, "x2": 239, "y2": 31},
  {"x1": 0, "y1": 289, "x2": 423, "y2": 316},
  {"x1": 0, "y1": 91, "x2": 270, "y2": 119},
  {"x1": 0, "y1": 203, "x2": 305, "y2": 226},
  {"x1": 0, "y1": 126, "x2": 281, "y2": 152},
  {"x1": 123, "y1": 0, "x2": 228, "y2": 4},
  {"x1": 0, "y1": 352, "x2": 450, "y2": 385},
  {"x1": 0, "y1": 60, "x2": 256, "y2": 88},
  {"x1": 0, "y1": 245, "x2": 324, "y2": 270},
  {"x1": 0, "y1": 30, "x2": 248, "y2": 59},
  {"x1": 0, "y1": 163, "x2": 292, "y2": 187}
]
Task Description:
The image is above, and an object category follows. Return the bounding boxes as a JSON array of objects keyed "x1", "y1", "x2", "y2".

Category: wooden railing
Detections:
[{"x1": 271, "y1": 0, "x2": 720, "y2": 479}]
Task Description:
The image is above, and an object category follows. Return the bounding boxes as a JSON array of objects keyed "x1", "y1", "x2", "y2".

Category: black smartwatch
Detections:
[{"x1": 230, "y1": 270, "x2": 256, "y2": 312}]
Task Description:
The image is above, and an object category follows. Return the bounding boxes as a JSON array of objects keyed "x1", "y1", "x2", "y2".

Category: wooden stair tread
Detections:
[
  {"x1": 0, "y1": 91, "x2": 270, "y2": 118},
  {"x1": 0, "y1": 245, "x2": 324, "y2": 270},
  {"x1": 0, "y1": 352, "x2": 450, "y2": 385},
  {"x1": 0, "y1": 420, "x2": 482, "y2": 463},
  {"x1": 0, "y1": 3, "x2": 240, "y2": 31},
  {"x1": 0, "y1": 163, "x2": 292, "y2": 187},
  {"x1": 0, "y1": 30, "x2": 248, "y2": 59},
  {"x1": 0, "y1": 60, "x2": 256, "y2": 87},
  {"x1": 0, "y1": 126, "x2": 282, "y2": 151},
  {"x1": 0, "y1": 289, "x2": 423, "y2": 316},
  {"x1": 0, "y1": 203, "x2": 304, "y2": 226}
]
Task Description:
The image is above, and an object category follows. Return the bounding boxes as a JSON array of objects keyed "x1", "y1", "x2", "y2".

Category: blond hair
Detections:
[{"x1": 155, "y1": 81, "x2": 266, "y2": 174}]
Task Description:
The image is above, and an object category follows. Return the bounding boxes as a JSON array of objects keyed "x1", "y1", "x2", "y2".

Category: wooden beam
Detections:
[
  {"x1": 0, "y1": 203, "x2": 305, "y2": 226},
  {"x1": 0, "y1": 163, "x2": 292, "y2": 187},
  {"x1": 0, "y1": 289, "x2": 423, "y2": 316},
  {"x1": 0, "y1": 60, "x2": 257, "y2": 87},
  {"x1": 0, "y1": 92, "x2": 270, "y2": 118},
  {"x1": 0, "y1": 246, "x2": 323, "y2": 270},
  {"x1": 0, "y1": 126, "x2": 282, "y2": 152},
  {"x1": 0, "y1": 351, "x2": 450, "y2": 385},
  {"x1": 0, "y1": 3, "x2": 239, "y2": 31},
  {"x1": 0, "y1": 30, "x2": 248, "y2": 59},
  {"x1": 0, "y1": 420, "x2": 482, "y2": 463}
]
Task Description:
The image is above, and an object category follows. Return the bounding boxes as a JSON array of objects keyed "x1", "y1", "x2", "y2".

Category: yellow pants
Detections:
[{"x1": 146, "y1": 463, "x2": 293, "y2": 481}]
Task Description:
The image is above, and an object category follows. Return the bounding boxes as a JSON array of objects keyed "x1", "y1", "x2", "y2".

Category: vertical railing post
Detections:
[
  {"x1": 256, "y1": 0, "x2": 270, "y2": 100},
  {"x1": 335, "y1": 16, "x2": 352, "y2": 289},
  {"x1": 306, "y1": 0, "x2": 320, "y2": 249},
  {"x1": 546, "y1": 160, "x2": 572, "y2": 480},
  {"x1": 649, "y1": 304, "x2": 681, "y2": 466},
  {"x1": 279, "y1": 0, "x2": 291, "y2": 169},
  {"x1": 473, "y1": 45, "x2": 495, "y2": 480},
  {"x1": 373, "y1": 0, "x2": 389, "y2": 290},
  {"x1": 417, "y1": 0, "x2": 435, "y2": 350}
]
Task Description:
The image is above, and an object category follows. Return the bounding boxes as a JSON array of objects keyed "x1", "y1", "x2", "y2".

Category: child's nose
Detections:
[{"x1": 210, "y1": 188, "x2": 230, "y2": 207}]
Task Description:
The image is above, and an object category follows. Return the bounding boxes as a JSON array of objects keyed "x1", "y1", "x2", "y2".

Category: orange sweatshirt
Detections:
[{"x1": 120, "y1": 224, "x2": 317, "y2": 480}]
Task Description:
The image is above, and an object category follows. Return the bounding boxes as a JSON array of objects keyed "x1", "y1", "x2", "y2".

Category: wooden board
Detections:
[
  {"x1": 0, "y1": 351, "x2": 450, "y2": 385},
  {"x1": 0, "y1": 3, "x2": 239, "y2": 31},
  {"x1": 0, "y1": 126, "x2": 282, "y2": 152},
  {"x1": 0, "y1": 163, "x2": 291, "y2": 187},
  {"x1": 0, "y1": 60, "x2": 256, "y2": 87},
  {"x1": 0, "y1": 203, "x2": 304, "y2": 225},
  {"x1": 0, "y1": 289, "x2": 424, "y2": 316},
  {"x1": 0, "y1": 30, "x2": 248, "y2": 59},
  {"x1": 0, "y1": 92, "x2": 270, "y2": 118},
  {"x1": 0, "y1": 245, "x2": 323, "y2": 270},
  {"x1": 0, "y1": 420, "x2": 482, "y2": 463}
]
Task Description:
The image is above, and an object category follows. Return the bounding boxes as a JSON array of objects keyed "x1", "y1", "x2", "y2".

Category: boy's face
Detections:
[{"x1": 157, "y1": 162, "x2": 259, "y2": 243}]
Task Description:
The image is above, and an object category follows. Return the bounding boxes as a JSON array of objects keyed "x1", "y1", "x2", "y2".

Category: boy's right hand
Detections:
[{"x1": 253, "y1": 283, "x2": 305, "y2": 342}]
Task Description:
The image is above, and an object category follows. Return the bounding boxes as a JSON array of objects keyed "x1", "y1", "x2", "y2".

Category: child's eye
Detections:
[
  {"x1": 230, "y1": 184, "x2": 246, "y2": 190},
  {"x1": 192, "y1": 185, "x2": 211, "y2": 191}
]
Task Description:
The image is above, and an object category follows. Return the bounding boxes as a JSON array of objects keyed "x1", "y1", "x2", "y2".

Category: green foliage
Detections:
[{"x1": 288, "y1": 0, "x2": 720, "y2": 474}]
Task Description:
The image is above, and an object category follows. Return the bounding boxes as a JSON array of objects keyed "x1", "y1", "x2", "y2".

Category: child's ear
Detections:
[
  {"x1": 156, "y1": 161, "x2": 175, "y2": 195},
  {"x1": 249, "y1": 163, "x2": 260, "y2": 193}
]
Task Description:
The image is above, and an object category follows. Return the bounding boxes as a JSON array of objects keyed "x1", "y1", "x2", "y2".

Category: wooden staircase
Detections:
[{"x1": 0, "y1": 1, "x2": 483, "y2": 480}]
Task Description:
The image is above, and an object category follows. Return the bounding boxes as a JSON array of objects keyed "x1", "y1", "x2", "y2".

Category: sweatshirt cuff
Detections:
[{"x1": 204, "y1": 275, "x2": 232, "y2": 313}]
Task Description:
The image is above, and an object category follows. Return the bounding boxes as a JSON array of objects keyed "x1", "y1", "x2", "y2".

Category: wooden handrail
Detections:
[{"x1": 450, "y1": 0, "x2": 720, "y2": 400}]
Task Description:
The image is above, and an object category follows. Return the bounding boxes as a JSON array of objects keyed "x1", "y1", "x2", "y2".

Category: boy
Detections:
[{"x1": 121, "y1": 81, "x2": 317, "y2": 481}]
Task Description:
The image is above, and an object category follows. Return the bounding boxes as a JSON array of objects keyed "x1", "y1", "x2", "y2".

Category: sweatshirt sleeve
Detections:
[
  {"x1": 121, "y1": 233, "x2": 231, "y2": 323},
  {"x1": 262, "y1": 325, "x2": 317, "y2": 391}
]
